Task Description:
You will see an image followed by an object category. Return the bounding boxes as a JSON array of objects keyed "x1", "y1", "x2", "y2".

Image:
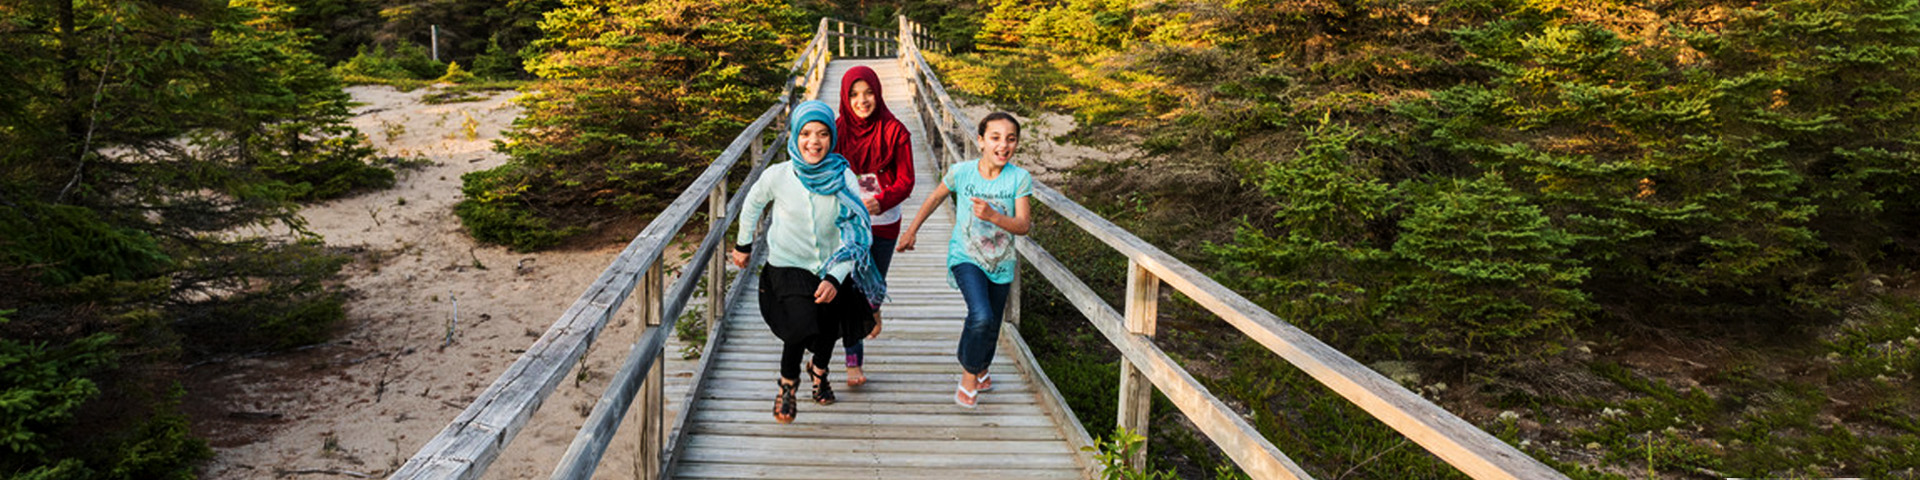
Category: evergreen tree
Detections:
[
  {"x1": 1409, "y1": 0, "x2": 1920, "y2": 322},
  {"x1": 0, "y1": 0, "x2": 377, "y2": 474},
  {"x1": 457, "y1": 0, "x2": 806, "y2": 250}
]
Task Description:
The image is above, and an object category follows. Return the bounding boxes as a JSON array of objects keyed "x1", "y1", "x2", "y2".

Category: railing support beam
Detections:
[
  {"x1": 633, "y1": 264, "x2": 664, "y2": 480},
  {"x1": 1118, "y1": 259, "x2": 1159, "y2": 469}
]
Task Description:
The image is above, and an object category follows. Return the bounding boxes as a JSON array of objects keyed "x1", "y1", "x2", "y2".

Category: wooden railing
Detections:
[
  {"x1": 895, "y1": 15, "x2": 1571, "y2": 480},
  {"x1": 388, "y1": 17, "x2": 849, "y2": 480}
]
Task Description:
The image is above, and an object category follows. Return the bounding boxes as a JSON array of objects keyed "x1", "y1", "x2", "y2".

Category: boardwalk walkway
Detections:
[{"x1": 661, "y1": 58, "x2": 1091, "y2": 479}]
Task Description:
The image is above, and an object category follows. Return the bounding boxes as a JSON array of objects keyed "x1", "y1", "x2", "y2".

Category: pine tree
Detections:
[
  {"x1": 1410, "y1": 1, "x2": 1920, "y2": 322},
  {"x1": 457, "y1": 0, "x2": 806, "y2": 250},
  {"x1": 0, "y1": 0, "x2": 376, "y2": 474}
]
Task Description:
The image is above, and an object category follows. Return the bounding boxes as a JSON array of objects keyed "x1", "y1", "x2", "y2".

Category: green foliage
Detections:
[
  {"x1": 0, "y1": 313, "x2": 210, "y2": 480},
  {"x1": 332, "y1": 42, "x2": 446, "y2": 83},
  {"x1": 1209, "y1": 123, "x2": 1590, "y2": 362},
  {"x1": 255, "y1": 132, "x2": 397, "y2": 201},
  {"x1": 1408, "y1": 0, "x2": 1920, "y2": 322},
  {"x1": 1085, "y1": 426, "x2": 1255, "y2": 480},
  {"x1": 438, "y1": 61, "x2": 477, "y2": 84},
  {"x1": 454, "y1": 166, "x2": 584, "y2": 251},
  {"x1": 1572, "y1": 358, "x2": 1920, "y2": 478},
  {"x1": 471, "y1": 35, "x2": 520, "y2": 79},
  {"x1": 0, "y1": 0, "x2": 367, "y2": 476},
  {"x1": 459, "y1": 0, "x2": 807, "y2": 249},
  {"x1": 1086, "y1": 428, "x2": 1174, "y2": 480},
  {"x1": 0, "y1": 319, "x2": 114, "y2": 461},
  {"x1": 0, "y1": 203, "x2": 171, "y2": 287},
  {"x1": 1827, "y1": 296, "x2": 1920, "y2": 381}
]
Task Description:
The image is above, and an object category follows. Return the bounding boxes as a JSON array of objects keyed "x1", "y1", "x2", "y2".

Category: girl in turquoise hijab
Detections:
[{"x1": 731, "y1": 100, "x2": 888, "y2": 423}]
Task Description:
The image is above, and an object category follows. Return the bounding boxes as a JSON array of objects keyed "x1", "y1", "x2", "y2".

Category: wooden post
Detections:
[
  {"x1": 707, "y1": 178, "x2": 728, "y2": 341},
  {"x1": 837, "y1": 22, "x2": 845, "y2": 57},
  {"x1": 634, "y1": 264, "x2": 665, "y2": 480},
  {"x1": 1004, "y1": 265, "x2": 1022, "y2": 326},
  {"x1": 1118, "y1": 259, "x2": 1159, "y2": 470}
]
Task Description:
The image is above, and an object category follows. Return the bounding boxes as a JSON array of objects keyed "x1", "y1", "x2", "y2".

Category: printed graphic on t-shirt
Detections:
[{"x1": 960, "y1": 190, "x2": 1014, "y2": 276}]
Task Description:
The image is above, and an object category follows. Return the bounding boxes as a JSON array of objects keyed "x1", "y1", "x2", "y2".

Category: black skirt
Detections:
[{"x1": 758, "y1": 265, "x2": 875, "y2": 344}]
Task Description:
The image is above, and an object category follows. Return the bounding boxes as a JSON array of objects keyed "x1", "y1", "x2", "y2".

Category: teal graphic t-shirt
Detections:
[{"x1": 943, "y1": 159, "x2": 1033, "y2": 285}]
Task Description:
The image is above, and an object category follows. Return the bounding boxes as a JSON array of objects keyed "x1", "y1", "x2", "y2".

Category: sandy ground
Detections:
[{"x1": 189, "y1": 85, "x2": 665, "y2": 480}]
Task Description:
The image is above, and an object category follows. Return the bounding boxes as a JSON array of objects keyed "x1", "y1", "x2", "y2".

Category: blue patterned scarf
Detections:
[{"x1": 788, "y1": 100, "x2": 888, "y2": 308}]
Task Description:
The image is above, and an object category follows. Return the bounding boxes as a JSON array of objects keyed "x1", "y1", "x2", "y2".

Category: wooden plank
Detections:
[
  {"x1": 694, "y1": 388, "x2": 1031, "y2": 406},
  {"x1": 686, "y1": 435, "x2": 1075, "y2": 455},
  {"x1": 1023, "y1": 184, "x2": 1568, "y2": 480},
  {"x1": 671, "y1": 463, "x2": 1083, "y2": 480},
  {"x1": 693, "y1": 399, "x2": 1049, "y2": 416},
  {"x1": 687, "y1": 422, "x2": 1069, "y2": 442},
  {"x1": 675, "y1": 446, "x2": 1078, "y2": 469}
]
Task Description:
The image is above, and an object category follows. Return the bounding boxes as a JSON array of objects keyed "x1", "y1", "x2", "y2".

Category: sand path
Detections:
[{"x1": 191, "y1": 85, "x2": 661, "y2": 479}]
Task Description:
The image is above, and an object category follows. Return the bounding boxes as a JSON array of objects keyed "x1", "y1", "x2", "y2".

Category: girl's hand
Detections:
[
  {"x1": 863, "y1": 197, "x2": 882, "y2": 215},
  {"x1": 896, "y1": 230, "x2": 916, "y2": 252},
  {"x1": 729, "y1": 250, "x2": 748, "y2": 268},
  {"x1": 971, "y1": 198, "x2": 997, "y2": 221},
  {"x1": 813, "y1": 280, "x2": 838, "y2": 304}
]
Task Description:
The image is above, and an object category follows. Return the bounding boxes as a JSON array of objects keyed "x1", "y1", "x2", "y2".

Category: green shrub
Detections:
[
  {"x1": 471, "y1": 35, "x2": 521, "y2": 79},
  {"x1": 0, "y1": 313, "x2": 209, "y2": 480},
  {"x1": 1211, "y1": 124, "x2": 1589, "y2": 362},
  {"x1": 454, "y1": 198, "x2": 582, "y2": 252},
  {"x1": 455, "y1": 165, "x2": 586, "y2": 251},
  {"x1": 256, "y1": 133, "x2": 396, "y2": 201},
  {"x1": 0, "y1": 203, "x2": 171, "y2": 286},
  {"x1": 437, "y1": 61, "x2": 476, "y2": 84},
  {"x1": 331, "y1": 43, "x2": 445, "y2": 82}
]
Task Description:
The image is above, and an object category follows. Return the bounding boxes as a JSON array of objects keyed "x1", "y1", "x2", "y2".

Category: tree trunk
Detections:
[{"x1": 59, "y1": 0, "x2": 85, "y2": 201}]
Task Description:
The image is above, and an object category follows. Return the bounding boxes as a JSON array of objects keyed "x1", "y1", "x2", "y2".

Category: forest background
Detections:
[{"x1": 2, "y1": 0, "x2": 1917, "y2": 478}]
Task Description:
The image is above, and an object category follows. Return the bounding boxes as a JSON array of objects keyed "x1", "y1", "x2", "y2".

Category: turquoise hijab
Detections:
[{"x1": 788, "y1": 100, "x2": 887, "y2": 308}]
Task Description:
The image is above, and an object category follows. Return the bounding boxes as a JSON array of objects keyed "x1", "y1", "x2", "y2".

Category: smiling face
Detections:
[
  {"x1": 976, "y1": 118, "x2": 1019, "y2": 168},
  {"x1": 848, "y1": 80, "x2": 876, "y2": 120},
  {"x1": 797, "y1": 121, "x2": 832, "y2": 164}
]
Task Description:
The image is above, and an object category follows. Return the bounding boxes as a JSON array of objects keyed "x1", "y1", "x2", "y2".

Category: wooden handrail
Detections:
[{"x1": 894, "y1": 15, "x2": 1568, "y2": 480}]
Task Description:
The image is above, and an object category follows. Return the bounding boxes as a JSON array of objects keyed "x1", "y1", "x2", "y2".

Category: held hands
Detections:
[
  {"x1": 895, "y1": 229, "x2": 916, "y2": 252},
  {"x1": 813, "y1": 280, "x2": 838, "y2": 304},
  {"x1": 729, "y1": 250, "x2": 749, "y2": 268}
]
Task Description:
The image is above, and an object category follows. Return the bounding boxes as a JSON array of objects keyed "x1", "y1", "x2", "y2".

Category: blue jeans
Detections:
[
  {"x1": 952, "y1": 262, "x2": 1010, "y2": 374},
  {"x1": 846, "y1": 237, "x2": 896, "y2": 367}
]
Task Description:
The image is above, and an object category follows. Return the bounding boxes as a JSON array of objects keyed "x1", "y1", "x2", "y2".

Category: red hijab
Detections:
[{"x1": 834, "y1": 66, "x2": 904, "y2": 172}]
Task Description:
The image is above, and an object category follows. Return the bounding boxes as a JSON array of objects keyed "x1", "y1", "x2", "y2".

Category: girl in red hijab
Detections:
[{"x1": 835, "y1": 65, "x2": 915, "y2": 387}]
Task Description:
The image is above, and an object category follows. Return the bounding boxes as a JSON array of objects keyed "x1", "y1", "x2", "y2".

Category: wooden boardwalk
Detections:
[
  {"x1": 393, "y1": 20, "x2": 1573, "y2": 480},
  {"x1": 663, "y1": 59, "x2": 1093, "y2": 479}
]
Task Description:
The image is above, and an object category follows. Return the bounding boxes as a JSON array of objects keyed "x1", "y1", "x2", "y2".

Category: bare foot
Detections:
[{"x1": 847, "y1": 365, "x2": 866, "y2": 387}]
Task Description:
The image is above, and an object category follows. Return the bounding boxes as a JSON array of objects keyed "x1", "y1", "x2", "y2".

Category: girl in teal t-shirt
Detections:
[{"x1": 897, "y1": 112, "x2": 1032, "y2": 408}]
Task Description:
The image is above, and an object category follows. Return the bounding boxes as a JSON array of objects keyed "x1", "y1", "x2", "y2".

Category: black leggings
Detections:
[{"x1": 781, "y1": 333, "x2": 837, "y2": 381}]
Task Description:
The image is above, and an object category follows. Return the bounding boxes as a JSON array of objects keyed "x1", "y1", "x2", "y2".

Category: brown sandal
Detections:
[
  {"x1": 773, "y1": 378, "x2": 797, "y2": 424},
  {"x1": 809, "y1": 365, "x2": 836, "y2": 405}
]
